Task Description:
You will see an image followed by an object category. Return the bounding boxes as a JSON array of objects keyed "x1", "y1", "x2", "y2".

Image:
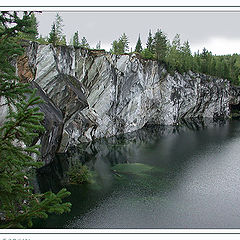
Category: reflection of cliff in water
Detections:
[{"x1": 36, "y1": 118, "x2": 229, "y2": 194}]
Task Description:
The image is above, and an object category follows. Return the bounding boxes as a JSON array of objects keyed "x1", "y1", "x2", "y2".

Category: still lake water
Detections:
[{"x1": 35, "y1": 120, "x2": 240, "y2": 229}]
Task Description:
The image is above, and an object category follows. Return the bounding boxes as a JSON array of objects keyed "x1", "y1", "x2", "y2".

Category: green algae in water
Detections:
[{"x1": 111, "y1": 162, "x2": 164, "y2": 177}]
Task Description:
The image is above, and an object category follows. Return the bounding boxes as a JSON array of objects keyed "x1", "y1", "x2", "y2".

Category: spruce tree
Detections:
[
  {"x1": 80, "y1": 36, "x2": 90, "y2": 48},
  {"x1": 59, "y1": 35, "x2": 67, "y2": 45},
  {"x1": 73, "y1": 31, "x2": 80, "y2": 47},
  {"x1": 152, "y1": 29, "x2": 168, "y2": 63},
  {"x1": 48, "y1": 23, "x2": 57, "y2": 46},
  {"x1": 135, "y1": 34, "x2": 143, "y2": 53},
  {"x1": 181, "y1": 40, "x2": 193, "y2": 72},
  {"x1": 48, "y1": 13, "x2": 65, "y2": 46},
  {"x1": 165, "y1": 34, "x2": 181, "y2": 72},
  {"x1": 119, "y1": 33, "x2": 129, "y2": 52},
  {"x1": 0, "y1": 11, "x2": 71, "y2": 229},
  {"x1": 17, "y1": 12, "x2": 38, "y2": 40},
  {"x1": 55, "y1": 13, "x2": 64, "y2": 39},
  {"x1": 111, "y1": 40, "x2": 121, "y2": 54},
  {"x1": 146, "y1": 30, "x2": 154, "y2": 53},
  {"x1": 111, "y1": 33, "x2": 129, "y2": 54}
]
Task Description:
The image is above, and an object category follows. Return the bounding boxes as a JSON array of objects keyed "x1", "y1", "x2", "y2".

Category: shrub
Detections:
[{"x1": 67, "y1": 163, "x2": 92, "y2": 184}]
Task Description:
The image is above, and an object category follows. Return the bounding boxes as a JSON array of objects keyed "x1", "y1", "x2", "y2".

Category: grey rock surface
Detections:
[{"x1": 5, "y1": 42, "x2": 240, "y2": 162}]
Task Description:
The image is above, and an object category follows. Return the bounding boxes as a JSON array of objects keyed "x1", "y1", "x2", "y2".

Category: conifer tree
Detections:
[
  {"x1": 111, "y1": 40, "x2": 122, "y2": 54},
  {"x1": 146, "y1": 30, "x2": 154, "y2": 53},
  {"x1": 17, "y1": 12, "x2": 38, "y2": 40},
  {"x1": 55, "y1": 13, "x2": 64, "y2": 39},
  {"x1": 119, "y1": 33, "x2": 129, "y2": 52},
  {"x1": 80, "y1": 36, "x2": 90, "y2": 48},
  {"x1": 48, "y1": 13, "x2": 65, "y2": 46},
  {"x1": 152, "y1": 29, "x2": 168, "y2": 62},
  {"x1": 0, "y1": 11, "x2": 71, "y2": 229},
  {"x1": 135, "y1": 34, "x2": 143, "y2": 53},
  {"x1": 37, "y1": 35, "x2": 48, "y2": 44},
  {"x1": 59, "y1": 35, "x2": 67, "y2": 45},
  {"x1": 181, "y1": 40, "x2": 193, "y2": 72},
  {"x1": 72, "y1": 31, "x2": 80, "y2": 47},
  {"x1": 48, "y1": 23, "x2": 57, "y2": 46},
  {"x1": 166, "y1": 34, "x2": 182, "y2": 72},
  {"x1": 110, "y1": 33, "x2": 129, "y2": 54}
]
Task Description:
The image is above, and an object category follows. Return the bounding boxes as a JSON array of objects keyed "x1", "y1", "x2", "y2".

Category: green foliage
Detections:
[
  {"x1": 140, "y1": 48, "x2": 155, "y2": 60},
  {"x1": 37, "y1": 35, "x2": 48, "y2": 45},
  {"x1": 120, "y1": 33, "x2": 129, "y2": 52},
  {"x1": 48, "y1": 24, "x2": 57, "y2": 46},
  {"x1": 152, "y1": 29, "x2": 168, "y2": 62},
  {"x1": 67, "y1": 163, "x2": 93, "y2": 184},
  {"x1": 111, "y1": 40, "x2": 123, "y2": 54},
  {"x1": 59, "y1": 35, "x2": 67, "y2": 46},
  {"x1": 111, "y1": 33, "x2": 129, "y2": 54},
  {"x1": 135, "y1": 34, "x2": 143, "y2": 53},
  {"x1": 17, "y1": 13, "x2": 38, "y2": 41},
  {"x1": 48, "y1": 13, "x2": 65, "y2": 46},
  {"x1": 111, "y1": 163, "x2": 153, "y2": 176},
  {"x1": 72, "y1": 31, "x2": 80, "y2": 47},
  {"x1": 0, "y1": 11, "x2": 71, "y2": 229},
  {"x1": 80, "y1": 36, "x2": 90, "y2": 48},
  {"x1": 146, "y1": 30, "x2": 154, "y2": 53}
]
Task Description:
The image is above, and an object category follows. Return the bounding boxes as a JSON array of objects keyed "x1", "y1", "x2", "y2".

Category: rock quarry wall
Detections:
[{"x1": 2, "y1": 41, "x2": 240, "y2": 164}]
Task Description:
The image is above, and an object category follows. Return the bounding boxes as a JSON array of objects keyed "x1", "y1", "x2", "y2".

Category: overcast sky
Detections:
[{"x1": 35, "y1": 11, "x2": 240, "y2": 55}]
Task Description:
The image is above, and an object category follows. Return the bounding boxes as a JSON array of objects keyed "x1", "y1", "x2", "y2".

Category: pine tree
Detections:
[
  {"x1": 27, "y1": 13, "x2": 38, "y2": 40},
  {"x1": 48, "y1": 24, "x2": 57, "y2": 46},
  {"x1": 48, "y1": 13, "x2": 65, "y2": 46},
  {"x1": 0, "y1": 11, "x2": 71, "y2": 229},
  {"x1": 119, "y1": 33, "x2": 129, "y2": 52},
  {"x1": 111, "y1": 40, "x2": 122, "y2": 54},
  {"x1": 55, "y1": 13, "x2": 64, "y2": 39},
  {"x1": 80, "y1": 36, "x2": 90, "y2": 48},
  {"x1": 181, "y1": 40, "x2": 193, "y2": 72},
  {"x1": 146, "y1": 30, "x2": 154, "y2": 53},
  {"x1": 59, "y1": 35, "x2": 67, "y2": 45},
  {"x1": 110, "y1": 33, "x2": 129, "y2": 54},
  {"x1": 152, "y1": 29, "x2": 168, "y2": 62},
  {"x1": 166, "y1": 34, "x2": 182, "y2": 72},
  {"x1": 135, "y1": 34, "x2": 143, "y2": 53},
  {"x1": 17, "y1": 12, "x2": 38, "y2": 40},
  {"x1": 72, "y1": 31, "x2": 80, "y2": 47}
]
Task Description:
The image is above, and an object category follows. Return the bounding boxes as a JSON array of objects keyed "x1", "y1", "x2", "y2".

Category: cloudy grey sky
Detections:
[{"x1": 35, "y1": 11, "x2": 240, "y2": 55}]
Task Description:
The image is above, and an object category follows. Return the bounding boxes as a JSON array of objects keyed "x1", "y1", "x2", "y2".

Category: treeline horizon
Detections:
[{"x1": 19, "y1": 12, "x2": 240, "y2": 86}]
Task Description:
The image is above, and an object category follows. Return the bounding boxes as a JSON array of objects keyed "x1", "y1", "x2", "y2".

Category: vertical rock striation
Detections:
[{"x1": 5, "y1": 41, "x2": 240, "y2": 163}]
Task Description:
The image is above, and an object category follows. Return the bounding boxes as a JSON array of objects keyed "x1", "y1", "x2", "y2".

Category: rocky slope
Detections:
[{"x1": 6, "y1": 42, "x2": 240, "y2": 163}]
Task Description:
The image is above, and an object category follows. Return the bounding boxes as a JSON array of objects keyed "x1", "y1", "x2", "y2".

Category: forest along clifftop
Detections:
[{"x1": 10, "y1": 41, "x2": 240, "y2": 164}]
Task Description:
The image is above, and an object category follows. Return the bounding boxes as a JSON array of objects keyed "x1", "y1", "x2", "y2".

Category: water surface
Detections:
[{"x1": 35, "y1": 120, "x2": 240, "y2": 229}]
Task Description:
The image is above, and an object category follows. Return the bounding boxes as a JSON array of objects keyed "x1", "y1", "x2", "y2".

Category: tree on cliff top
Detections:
[
  {"x1": 16, "y1": 12, "x2": 38, "y2": 41},
  {"x1": 80, "y1": 36, "x2": 90, "y2": 48},
  {"x1": 0, "y1": 11, "x2": 71, "y2": 229},
  {"x1": 146, "y1": 30, "x2": 154, "y2": 53},
  {"x1": 135, "y1": 34, "x2": 143, "y2": 53},
  {"x1": 152, "y1": 29, "x2": 168, "y2": 62},
  {"x1": 48, "y1": 23, "x2": 57, "y2": 46},
  {"x1": 48, "y1": 13, "x2": 66, "y2": 46},
  {"x1": 110, "y1": 33, "x2": 129, "y2": 54},
  {"x1": 72, "y1": 31, "x2": 80, "y2": 47}
]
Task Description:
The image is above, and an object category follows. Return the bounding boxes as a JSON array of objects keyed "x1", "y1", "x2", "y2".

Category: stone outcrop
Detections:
[{"x1": 2, "y1": 41, "x2": 239, "y2": 163}]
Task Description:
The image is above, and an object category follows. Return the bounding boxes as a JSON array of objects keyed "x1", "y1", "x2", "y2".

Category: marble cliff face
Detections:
[{"x1": 2, "y1": 42, "x2": 239, "y2": 164}]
